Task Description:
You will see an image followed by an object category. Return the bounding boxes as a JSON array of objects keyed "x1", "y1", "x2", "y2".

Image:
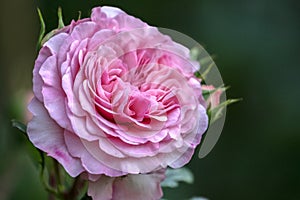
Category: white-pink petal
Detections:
[
  {"x1": 27, "y1": 98, "x2": 84, "y2": 177},
  {"x1": 88, "y1": 170, "x2": 165, "y2": 200}
]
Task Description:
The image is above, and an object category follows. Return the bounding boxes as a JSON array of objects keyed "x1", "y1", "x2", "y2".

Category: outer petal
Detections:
[
  {"x1": 64, "y1": 130, "x2": 125, "y2": 177},
  {"x1": 88, "y1": 170, "x2": 165, "y2": 200},
  {"x1": 40, "y1": 55, "x2": 72, "y2": 131},
  {"x1": 33, "y1": 47, "x2": 51, "y2": 102},
  {"x1": 92, "y1": 6, "x2": 124, "y2": 19},
  {"x1": 112, "y1": 170, "x2": 165, "y2": 200},
  {"x1": 27, "y1": 98, "x2": 84, "y2": 177},
  {"x1": 88, "y1": 175, "x2": 114, "y2": 200},
  {"x1": 170, "y1": 105, "x2": 208, "y2": 168},
  {"x1": 38, "y1": 33, "x2": 72, "y2": 130}
]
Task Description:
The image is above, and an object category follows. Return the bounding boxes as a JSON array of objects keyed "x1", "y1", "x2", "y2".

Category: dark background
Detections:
[{"x1": 1, "y1": 0, "x2": 299, "y2": 199}]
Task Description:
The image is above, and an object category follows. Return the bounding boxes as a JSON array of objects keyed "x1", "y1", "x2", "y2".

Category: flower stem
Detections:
[
  {"x1": 48, "y1": 165, "x2": 58, "y2": 200},
  {"x1": 53, "y1": 159, "x2": 63, "y2": 192},
  {"x1": 64, "y1": 175, "x2": 87, "y2": 200}
]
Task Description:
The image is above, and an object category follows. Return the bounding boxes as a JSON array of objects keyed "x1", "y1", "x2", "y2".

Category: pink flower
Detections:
[{"x1": 27, "y1": 6, "x2": 208, "y2": 199}]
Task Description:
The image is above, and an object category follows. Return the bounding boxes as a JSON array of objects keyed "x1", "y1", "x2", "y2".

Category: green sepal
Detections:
[
  {"x1": 57, "y1": 7, "x2": 65, "y2": 29},
  {"x1": 190, "y1": 46, "x2": 216, "y2": 81},
  {"x1": 208, "y1": 98, "x2": 242, "y2": 124},
  {"x1": 199, "y1": 61, "x2": 214, "y2": 81},
  {"x1": 77, "y1": 11, "x2": 82, "y2": 20},
  {"x1": 38, "y1": 7, "x2": 66, "y2": 48},
  {"x1": 36, "y1": 8, "x2": 46, "y2": 51}
]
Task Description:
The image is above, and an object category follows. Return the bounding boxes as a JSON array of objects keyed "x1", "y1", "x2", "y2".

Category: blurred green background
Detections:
[{"x1": 1, "y1": 0, "x2": 299, "y2": 199}]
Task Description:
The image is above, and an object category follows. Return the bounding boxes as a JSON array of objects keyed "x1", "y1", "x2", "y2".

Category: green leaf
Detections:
[
  {"x1": 36, "y1": 8, "x2": 46, "y2": 51},
  {"x1": 11, "y1": 119, "x2": 27, "y2": 134},
  {"x1": 38, "y1": 7, "x2": 65, "y2": 48},
  {"x1": 161, "y1": 167, "x2": 194, "y2": 188}
]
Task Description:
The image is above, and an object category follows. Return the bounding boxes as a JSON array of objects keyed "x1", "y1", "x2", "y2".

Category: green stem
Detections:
[
  {"x1": 53, "y1": 159, "x2": 62, "y2": 192},
  {"x1": 48, "y1": 172, "x2": 57, "y2": 200},
  {"x1": 64, "y1": 175, "x2": 87, "y2": 200},
  {"x1": 40, "y1": 158, "x2": 63, "y2": 200}
]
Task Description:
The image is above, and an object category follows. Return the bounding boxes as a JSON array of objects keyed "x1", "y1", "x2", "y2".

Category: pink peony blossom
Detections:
[{"x1": 27, "y1": 6, "x2": 208, "y2": 199}]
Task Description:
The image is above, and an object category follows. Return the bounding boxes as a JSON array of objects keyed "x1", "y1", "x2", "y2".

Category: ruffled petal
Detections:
[
  {"x1": 88, "y1": 175, "x2": 114, "y2": 200},
  {"x1": 112, "y1": 170, "x2": 165, "y2": 200},
  {"x1": 27, "y1": 98, "x2": 84, "y2": 177},
  {"x1": 88, "y1": 169, "x2": 165, "y2": 200},
  {"x1": 64, "y1": 130, "x2": 125, "y2": 177},
  {"x1": 40, "y1": 55, "x2": 72, "y2": 131},
  {"x1": 33, "y1": 47, "x2": 52, "y2": 102}
]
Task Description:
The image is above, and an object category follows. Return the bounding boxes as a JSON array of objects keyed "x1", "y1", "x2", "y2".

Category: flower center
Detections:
[{"x1": 127, "y1": 91, "x2": 151, "y2": 122}]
